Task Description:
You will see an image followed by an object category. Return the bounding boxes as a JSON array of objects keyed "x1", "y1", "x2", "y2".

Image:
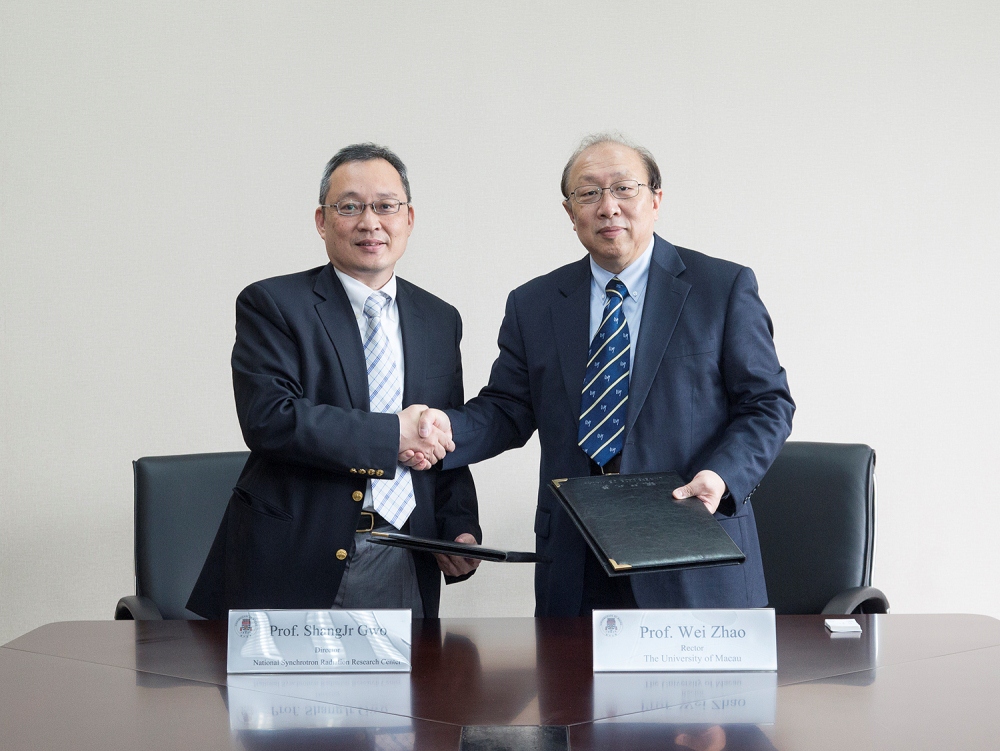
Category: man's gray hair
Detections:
[
  {"x1": 319, "y1": 143, "x2": 412, "y2": 204},
  {"x1": 560, "y1": 132, "x2": 662, "y2": 198}
]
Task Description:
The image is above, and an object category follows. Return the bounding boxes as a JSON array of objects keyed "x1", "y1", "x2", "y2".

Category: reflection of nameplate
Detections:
[
  {"x1": 593, "y1": 672, "x2": 777, "y2": 724},
  {"x1": 593, "y1": 609, "x2": 777, "y2": 672},
  {"x1": 227, "y1": 610, "x2": 411, "y2": 674},
  {"x1": 226, "y1": 673, "x2": 413, "y2": 730}
]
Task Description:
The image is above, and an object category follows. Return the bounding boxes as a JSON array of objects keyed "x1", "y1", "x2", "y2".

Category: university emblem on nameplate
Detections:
[
  {"x1": 600, "y1": 614, "x2": 623, "y2": 637},
  {"x1": 237, "y1": 614, "x2": 256, "y2": 639}
]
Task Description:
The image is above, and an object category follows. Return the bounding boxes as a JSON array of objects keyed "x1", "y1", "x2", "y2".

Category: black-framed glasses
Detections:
[
  {"x1": 321, "y1": 199, "x2": 410, "y2": 216},
  {"x1": 568, "y1": 179, "x2": 648, "y2": 205}
]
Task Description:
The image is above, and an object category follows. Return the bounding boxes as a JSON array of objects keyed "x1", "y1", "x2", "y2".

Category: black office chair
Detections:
[
  {"x1": 114, "y1": 451, "x2": 249, "y2": 620},
  {"x1": 752, "y1": 441, "x2": 889, "y2": 615}
]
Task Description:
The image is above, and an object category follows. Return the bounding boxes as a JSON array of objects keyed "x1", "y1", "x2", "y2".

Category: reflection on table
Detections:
[{"x1": 3, "y1": 614, "x2": 1000, "y2": 750}]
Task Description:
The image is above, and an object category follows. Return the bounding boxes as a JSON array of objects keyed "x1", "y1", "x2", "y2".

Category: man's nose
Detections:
[
  {"x1": 356, "y1": 204, "x2": 382, "y2": 228},
  {"x1": 597, "y1": 189, "x2": 621, "y2": 217}
]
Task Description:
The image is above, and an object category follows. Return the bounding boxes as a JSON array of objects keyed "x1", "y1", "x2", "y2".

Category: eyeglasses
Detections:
[
  {"x1": 321, "y1": 199, "x2": 410, "y2": 216},
  {"x1": 568, "y1": 180, "x2": 648, "y2": 205}
]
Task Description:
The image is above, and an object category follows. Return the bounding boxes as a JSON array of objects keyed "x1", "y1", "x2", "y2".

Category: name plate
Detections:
[
  {"x1": 227, "y1": 609, "x2": 411, "y2": 674},
  {"x1": 593, "y1": 609, "x2": 777, "y2": 672}
]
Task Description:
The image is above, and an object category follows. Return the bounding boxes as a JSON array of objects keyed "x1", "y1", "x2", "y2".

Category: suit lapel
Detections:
[
  {"x1": 552, "y1": 258, "x2": 592, "y2": 417},
  {"x1": 625, "y1": 236, "x2": 690, "y2": 439},
  {"x1": 396, "y1": 279, "x2": 426, "y2": 405},
  {"x1": 313, "y1": 265, "x2": 369, "y2": 409}
]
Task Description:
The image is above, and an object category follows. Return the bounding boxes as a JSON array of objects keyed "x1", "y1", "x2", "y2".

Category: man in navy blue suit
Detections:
[
  {"x1": 407, "y1": 134, "x2": 794, "y2": 616},
  {"x1": 188, "y1": 144, "x2": 480, "y2": 619}
]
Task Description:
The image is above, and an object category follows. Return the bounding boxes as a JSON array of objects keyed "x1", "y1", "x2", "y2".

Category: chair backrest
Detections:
[
  {"x1": 751, "y1": 442, "x2": 876, "y2": 614},
  {"x1": 133, "y1": 451, "x2": 249, "y2": 619}
]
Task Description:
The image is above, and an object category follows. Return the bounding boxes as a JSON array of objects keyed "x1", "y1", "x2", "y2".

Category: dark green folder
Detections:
[{"x1": 548, "y1": 471, "x2": 746, "y2": 577}]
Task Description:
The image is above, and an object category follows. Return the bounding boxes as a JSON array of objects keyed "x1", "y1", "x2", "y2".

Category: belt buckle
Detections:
[{"x1": 357, "y1": 511, "x2": 375, "y2": 533}]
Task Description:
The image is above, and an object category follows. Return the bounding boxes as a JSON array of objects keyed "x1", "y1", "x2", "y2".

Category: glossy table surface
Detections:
[{"x1": 2, "y1": 614, "x2": 1000, "y2": 750}]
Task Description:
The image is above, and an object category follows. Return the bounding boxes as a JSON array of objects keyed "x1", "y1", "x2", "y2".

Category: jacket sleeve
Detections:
[
  {"x1": 443, "y1": 289, "x2": 538, "y2": 469},
  {"x1": 703, "y1": 266, "x2": 795, "y2": 504},
  {"x1": 232, "y1": 282, "x2": 399, "y2": 476}
]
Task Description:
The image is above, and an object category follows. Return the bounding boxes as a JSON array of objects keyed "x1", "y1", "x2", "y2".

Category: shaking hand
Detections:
[{"x1": 397, "y1": 405, "x2": 454, "y2": 470}]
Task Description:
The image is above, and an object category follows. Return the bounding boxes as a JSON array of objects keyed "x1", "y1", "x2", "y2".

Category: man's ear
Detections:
[
  {"x1": 315, "y1": 206, "x2": 326, "y2": 239},
  {"x1": 650, "y1": 189, "x2": 663, "y2": 222},
  {"x1": 562, "y1": 200, "x2": 576, "y2": 229}
]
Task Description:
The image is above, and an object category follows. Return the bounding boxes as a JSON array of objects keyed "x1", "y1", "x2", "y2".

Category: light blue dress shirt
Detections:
[{"x1": 588, "y1": 236, "x2": 655, "y2": 370}]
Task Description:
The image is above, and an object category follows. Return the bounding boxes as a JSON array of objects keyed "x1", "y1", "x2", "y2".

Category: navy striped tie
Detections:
[{"x1": 578, "y1": 278, "x2": 630, "y2": 466}]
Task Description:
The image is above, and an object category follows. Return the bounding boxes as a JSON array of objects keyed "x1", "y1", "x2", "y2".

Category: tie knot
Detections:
[
  {"x1": 606, "y1": 277, "x2": 628, "y2": 300},
  {"x1": 363, "y1": 292, "x2": 391, "y2": 320}
]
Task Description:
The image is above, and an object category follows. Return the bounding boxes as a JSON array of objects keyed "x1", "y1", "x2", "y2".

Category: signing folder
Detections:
[
  {"x1": 548, "y1": 471, "x2": 746, "y2": 577},
  {"x1": 368, "y1": 531, "x2": 546, "y2": 563}
]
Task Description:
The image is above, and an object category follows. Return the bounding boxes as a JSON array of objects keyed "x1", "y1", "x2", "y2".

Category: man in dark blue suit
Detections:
[
  {"x1": 409, "y1": 134, "x2": 794, "y2": 616},
  {"x1": 188, "y1": 144, "x2": 480, "y2": 619}
]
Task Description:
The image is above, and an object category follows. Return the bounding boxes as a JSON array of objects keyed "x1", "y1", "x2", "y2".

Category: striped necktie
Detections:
[
  {"x1": 363, "y1": 292, "x2": 415, "y2": 528},
  {"x1": 578, "y1": 278, "x2": 630, "y2": 467}
]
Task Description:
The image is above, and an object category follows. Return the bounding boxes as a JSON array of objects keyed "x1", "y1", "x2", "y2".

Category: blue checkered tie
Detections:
[
  {"x1": 363, "y1": 292, "x2": 415, "y2": 528},
  {"x1": 578, "y1": 278, "x2": 630, "y2": 467}
]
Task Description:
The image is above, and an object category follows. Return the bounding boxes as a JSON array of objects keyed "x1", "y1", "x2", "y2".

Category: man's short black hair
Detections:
[{"x1": 319, "y1": 143, "x2": 411, "y2": 204}]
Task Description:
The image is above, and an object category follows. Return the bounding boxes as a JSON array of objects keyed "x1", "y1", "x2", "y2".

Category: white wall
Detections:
[{"x1": 2, "y1": 1, "x2": 998, "y2": 645}]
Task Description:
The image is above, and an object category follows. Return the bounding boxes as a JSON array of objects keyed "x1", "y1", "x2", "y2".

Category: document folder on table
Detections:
[
  {"x1": 369, "y1": 531, "x2": 546, "y2": 563},
  {"x1": 548, "y1": 471, "x2": 746, "y2": 577}
]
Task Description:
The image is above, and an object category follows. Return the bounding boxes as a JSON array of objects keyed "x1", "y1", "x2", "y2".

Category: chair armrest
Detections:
[
  {"x1": 115, "y1": 595, "x2": 164, "y2": 620},
  {"x1": 821, "y1": 586, "x2": 890, "y2": 615}
]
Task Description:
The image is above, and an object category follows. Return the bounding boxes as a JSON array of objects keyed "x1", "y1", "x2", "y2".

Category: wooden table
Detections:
[{"x1": 2, "y1": 614, "x2": 1000, "y2": 749}]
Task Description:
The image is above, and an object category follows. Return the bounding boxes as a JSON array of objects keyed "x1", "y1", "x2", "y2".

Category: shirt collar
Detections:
[
  {"x1": 332, "y1": 266, "x2": 398, "y2": 319},
  {"x1": 588, "y1": 235, "x2": 655, "y2": 300}
]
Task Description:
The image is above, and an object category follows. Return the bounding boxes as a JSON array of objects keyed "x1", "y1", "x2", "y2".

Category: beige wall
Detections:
[{"x1": 2, "y1": 1, "x2": 998, "y2": 645}]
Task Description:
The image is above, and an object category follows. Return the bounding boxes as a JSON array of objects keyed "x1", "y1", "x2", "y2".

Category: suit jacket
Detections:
[
  {"x1": 444, "y1": 235, "x2": 793, "y2": 616},
  {"x1": 188, "y1": 264, "x2": 480, "y2": 619}
]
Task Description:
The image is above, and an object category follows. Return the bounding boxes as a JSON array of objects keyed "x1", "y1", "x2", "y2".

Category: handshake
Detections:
[
  {"x1": 396, "y1": 404, "x2": 454, "y2": 471},
  {"x1": 396, "y1": 404, "x2": 478, "y2": 577}
]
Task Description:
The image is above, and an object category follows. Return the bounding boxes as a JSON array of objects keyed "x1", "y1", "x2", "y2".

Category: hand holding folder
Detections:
[{"x1": 548, "y1": 471, "x2": 746, "y2": 577}]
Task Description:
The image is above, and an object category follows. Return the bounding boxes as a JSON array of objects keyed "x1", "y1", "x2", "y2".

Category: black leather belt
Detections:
[
  {"x1": 356, "y1": 511, "x2": 389, "y2": 533},
  {"x1": 590, "y1": 453, "x2": 622, "y2": 476}
]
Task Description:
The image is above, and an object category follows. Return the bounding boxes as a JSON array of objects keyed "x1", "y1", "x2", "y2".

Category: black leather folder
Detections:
[
  {"x1": 548, "y1": 471, "x2": 746, "y2": 577},
  {"x1": 369, "y1": 531, "x2": 546, "y2": 563}
]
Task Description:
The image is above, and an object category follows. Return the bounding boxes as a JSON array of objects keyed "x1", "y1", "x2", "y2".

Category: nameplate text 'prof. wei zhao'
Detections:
[{"x1": 593, "y1": 609, "x2": 777, "y2": 672}]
